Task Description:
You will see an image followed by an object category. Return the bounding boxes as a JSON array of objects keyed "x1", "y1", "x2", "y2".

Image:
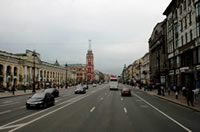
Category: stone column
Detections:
[{"x1": 3, "y1": 64, "x2": 7, "y2": 87}]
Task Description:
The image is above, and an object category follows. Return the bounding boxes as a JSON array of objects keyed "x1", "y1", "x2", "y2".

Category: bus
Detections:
[{"x1": 109, "y1": 77, "x2": 118, "y2": 90}]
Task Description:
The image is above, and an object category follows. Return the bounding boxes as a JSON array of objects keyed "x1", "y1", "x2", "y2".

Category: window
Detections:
[
  {"x1": 185, "y1": 33, "x2": 188, "y2": 44},
  {"x1": 190, "y1": 30, "x2": 193, "y2": 41},
  {"x1": 196, "y1": 2, "x2": 200, "y2": 37},
  {"x1": 181, "y1": 36, "x2": 184, "y2": 46},
  {"x1": 188, "y1": 0, "x2": 191, "y2": 6},
  {"x1": 176, "y1": 56, "x2": 180, "y2": 67},
  {"x1": 189, "y1": 12, "x2": 192, "y2": 25},
  {"x1": 180, "y1": 20, "x2": 183, "y2": 32},
  {"x1": 180, "y1": 5, "x2": 182, "y2": 15},
  {"x1": 185, "y1": 16, "x2": 187, "y2": 29},
  {"x1": 183, "y1": 0, "x2": 186, "y2": 10},
  {"x1": 198, "y1": 47, "x2": 200, "y2": 63}
]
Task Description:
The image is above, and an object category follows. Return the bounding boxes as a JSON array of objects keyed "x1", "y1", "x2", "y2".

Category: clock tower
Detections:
[{"x1": 86, "y1": 40, "x2": 94, "y2": 82}]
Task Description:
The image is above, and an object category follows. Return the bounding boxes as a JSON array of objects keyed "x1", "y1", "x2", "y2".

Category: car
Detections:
[
  {"x1": 121, "y1": 88, "x2": 131, "y2": 96},
  {"x1": 44, "y1": 88, "x2": 59, "y2": 97},
  {"x1": 74, "y1": 85, "x2": 86, "y2": 94},
  {"x1": 83, "y1": 84, "x2": 88, "y2": 90},
  {"x1": 92, "y1": 83, "x2": 97, "y2": 87},
  {"x1": 26, "y1": 92, "x2": 55, "y2": 109}
]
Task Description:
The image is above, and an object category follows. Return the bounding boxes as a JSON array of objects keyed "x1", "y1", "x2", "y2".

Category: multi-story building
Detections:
[
  {"x1": 67, "y1": 64, "x2": 87, "y2": 84},
  {"x1": 163, "y1": 0, "x2": 199, "y2": 89},
  {"x1": 149, "y1": 20, "x2": 168, "y2": 86},
  {"x1": 141, "y1": 53, "x2": 150, "y2": 85},
  {"x1": 0, "y1": 50, "x2": 66, "y2": 90}
]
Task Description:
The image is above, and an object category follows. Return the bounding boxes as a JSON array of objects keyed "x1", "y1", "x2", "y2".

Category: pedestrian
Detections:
[
  {"x1": 167, "y1": 87, "x2": 170, "y2": 95},
  {"x1": 161, "y1": 85, "x2": 165, "y2": 96},
  {"x1": 173, "y1": 85, "x2": 176, "y2": 93},
  {"x1": 186, "y1": 87, "x2": 194, "y2": 106},
  {"x1": 11, "y1": 85, "x2": 16, "y2": 95},
  {"x1": 23, "y1": 84, "x2": 26, "y2": 93},
  {"x1": 175, "y1": 90, "x2": 178, "y2": 99}
]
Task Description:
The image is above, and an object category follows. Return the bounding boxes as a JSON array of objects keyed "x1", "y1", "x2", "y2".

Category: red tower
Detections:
[{"x1": 86, "y1": 40, "x2": 94, "y2": 82}]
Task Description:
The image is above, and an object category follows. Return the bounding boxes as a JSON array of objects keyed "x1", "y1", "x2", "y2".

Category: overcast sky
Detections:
[{"x1": 0, "y1": 0, "x2": 171, "y2": 75}]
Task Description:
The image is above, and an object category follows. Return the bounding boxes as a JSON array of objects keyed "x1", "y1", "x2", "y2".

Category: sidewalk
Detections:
[{"x1": 133, "y1": 86, "x2": 200, "y2": 112}]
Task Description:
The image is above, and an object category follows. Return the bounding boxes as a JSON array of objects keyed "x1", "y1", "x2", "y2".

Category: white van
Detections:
[{"x1": 109, "y1": 78, "x2": 118, "y2": 90}]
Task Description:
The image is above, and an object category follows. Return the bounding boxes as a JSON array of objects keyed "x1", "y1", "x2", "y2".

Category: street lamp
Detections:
[
  {"x1": 32, "y1": 50, "x2": 37, "y2": 93},
  {"x1": 65, "y1": 63, "x2": 68, "y2": 88}
]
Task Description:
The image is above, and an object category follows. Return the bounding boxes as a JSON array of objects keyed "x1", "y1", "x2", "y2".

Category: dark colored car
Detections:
[
  {"x1": 74, "y1": 85, "x2": 86, "y2": 94},
  {"x1": 26, "y1": 92, "x2": 55, "y2": 109},
  {"x1": 44, "y1": 88, "x2": 59, "y2": 97},
  {"x1": 121, "y1": 88, "x2": 131, "y2": 96}
]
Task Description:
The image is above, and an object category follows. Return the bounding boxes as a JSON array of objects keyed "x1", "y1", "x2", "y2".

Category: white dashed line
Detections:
[
  {"x1": 0, "y1": 110, "x2": 11, "y2": 115},
  {"x1": 90, "y1": 107, "x2": 96, "y2": 113},
  {"x1": 124, "y1": 107, "x2": 127, "y2": 113},
  {"x1": 121, "y1": 98, "x2": 123, "y2": 101}
]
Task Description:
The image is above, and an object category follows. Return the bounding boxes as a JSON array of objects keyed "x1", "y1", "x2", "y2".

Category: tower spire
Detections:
[{"x1": 89, "y1": 40, "x2": 92, "y2": 51}]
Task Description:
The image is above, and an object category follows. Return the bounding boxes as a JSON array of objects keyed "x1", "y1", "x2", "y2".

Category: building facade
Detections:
[
  {"x1": 141, "y1": 53, "x2": 150, "y2": 85},
  {"x1": 163, "y1": 0, "x2": 200, "y2": 89},
  {"x1": 0, "y1": 50, "x2": 66, "y2": 90},
  {"x1": 149, "y1": 20, "x2": 168, "y2": 86}
]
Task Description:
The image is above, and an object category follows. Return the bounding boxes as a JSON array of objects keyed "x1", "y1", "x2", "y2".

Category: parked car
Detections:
[
  {"x1": 83, "y1": 84, "x2": 88, "y2": 90},
  {"x1": 92, "y1": 83, "x2": 97, "y2": 87},
  {"x1": 26, "y1": 92, "x2": 55, "y2": 109},
  {"x1": 121, "y1": 88, "x2": 131, "y2": 96},
  {"x1": 44, "y1": 88, "x2": 59, "y2": 97},
  {"x1": 74, "y1": 85, "x2": 86, "y2": 94}
]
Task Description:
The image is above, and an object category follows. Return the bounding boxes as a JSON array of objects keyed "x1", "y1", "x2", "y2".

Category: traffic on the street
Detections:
[{"x1": 0, "y1": 84, "x2": 200, "y2": 132}]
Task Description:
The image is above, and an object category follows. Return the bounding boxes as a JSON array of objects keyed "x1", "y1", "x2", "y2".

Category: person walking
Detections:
[
  {"x1": 11, "y1": 85, "x2": 16, "y2": 95},
  {"x1": 186, "y1": 87, "x2": 194, "y2": 106}
]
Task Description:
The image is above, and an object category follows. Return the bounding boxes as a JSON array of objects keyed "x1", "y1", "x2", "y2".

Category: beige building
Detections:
[
  {"x1": 140, "y1": 53, "x2": 150, "y2": 85},
  {"x1": 0, "y1": 50, "x2": 66, "y2": 90}
]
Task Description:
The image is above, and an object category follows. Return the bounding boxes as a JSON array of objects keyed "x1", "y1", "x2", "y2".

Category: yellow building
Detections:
[{"x1": 0, "y1": 50, "x2": 66, "y2": 90}]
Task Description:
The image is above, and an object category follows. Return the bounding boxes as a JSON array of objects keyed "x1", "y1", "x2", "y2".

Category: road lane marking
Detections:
[
  {"x1": 90, "y1": 107, "x2": 96, "y2": 113},
  {"x1": 55, "y1": 99, "x2": 61, "y2": 103},
  {"x1": 0, "y1": 102, "x2": 20, "y2": 107},
  {"x1": 133, "y1": 93, "x2": 192, "y2": 132},
  {"x1": 0, "y1": 124, "x2": 25, "y2": 130},
  {"x1": 0, "y1": 110, "x2": 11, "y2": 115},
  {"x1": 140, "y1": 105, "x2": 148, "y2": 108},
  {"x1": 0, "y1": 87, "x2": 106, "y2": 132},
  {"x1": 121, "y1": 98, "x2": 123, "y2": 101},
  {"x1": 124, "y1": 107, "x2": 127, "y2": 113}
]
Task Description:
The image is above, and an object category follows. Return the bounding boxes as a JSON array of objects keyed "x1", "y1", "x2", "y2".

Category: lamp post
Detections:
[
  {"x1": 32, "y1": 50, "x2": 37, "y2": 93},
  {"x1": 65, "y1": 63, "x2": 68, "y2": 88}
]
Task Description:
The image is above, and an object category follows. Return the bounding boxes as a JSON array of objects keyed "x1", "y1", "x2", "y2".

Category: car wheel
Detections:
[
  {"x1": 43, "y1": 103, "x2": 47, "y2": 109},
  {"x1": 26, "y1": 105, "x2": 30, "y2": 109}
]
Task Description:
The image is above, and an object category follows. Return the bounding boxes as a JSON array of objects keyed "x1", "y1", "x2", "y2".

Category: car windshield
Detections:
[
  {"x1": 44, "y1": 88, "x2": 54, "y2": 93},
  {"x1": 31, "y1": 93, "x2": 45, "y2": 99},
  {"x1": 122, "y1": 88, "x2": 130, "y2": 91},
  {"x1": 76, "y1": 85, "x2": 83, "y2": 90}
]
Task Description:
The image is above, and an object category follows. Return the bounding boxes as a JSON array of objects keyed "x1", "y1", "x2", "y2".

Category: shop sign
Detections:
[
  {"x1": 169, "y1": 70, "x2": 174, "y2": 75},
  {"x1": 160, "y1": 76, "x2": 166, "y2": 84},
  {"x1": 180, "y1": 67, "x2": 189, "y2": 72}
]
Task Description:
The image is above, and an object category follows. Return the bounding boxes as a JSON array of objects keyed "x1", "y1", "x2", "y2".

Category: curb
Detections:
[
  {"x1": 130, "y1": 85, "x2": 200, "y2": 112},
  {"x1": 153, "y1": 94, "x2": 200, "y2": 112},
  {"x1": 0, "y1": 93, "x2": 33, "y2": 99}
]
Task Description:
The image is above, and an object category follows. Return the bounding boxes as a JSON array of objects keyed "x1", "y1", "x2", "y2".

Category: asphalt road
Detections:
[{"x1": 0, "y1": 84, "x2": 200, "y2": 132}]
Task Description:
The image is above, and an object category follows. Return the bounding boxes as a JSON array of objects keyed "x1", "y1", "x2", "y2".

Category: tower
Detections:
[{"x1": 86, "y1": 40, "x2": 94, "y2": 82}]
